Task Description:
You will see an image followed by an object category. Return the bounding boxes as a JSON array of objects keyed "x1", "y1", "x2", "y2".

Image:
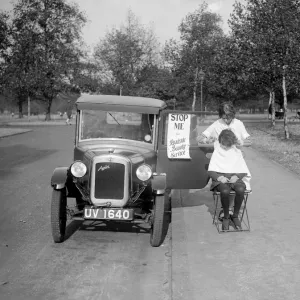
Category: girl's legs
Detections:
[
  {"x1": 231, "y1": 182, "x2": 246, "y2": 228},
  {"x1": 215, "y1": 183, "x2": 231, "y2": 230},
  {"x1": 232, "y1": 182, "x2": 246, "y2": 217},
  {"x1": 216, "y1": 183, "x2": 231, "y2": 218}
]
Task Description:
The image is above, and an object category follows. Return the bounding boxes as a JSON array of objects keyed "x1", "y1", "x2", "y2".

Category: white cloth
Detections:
[
  {"x1": 203, "y1": 118, "x2": 250, "y2": 144},
  {"x1": 208, "y1": 141, "x2": 251, "y2": 190}
]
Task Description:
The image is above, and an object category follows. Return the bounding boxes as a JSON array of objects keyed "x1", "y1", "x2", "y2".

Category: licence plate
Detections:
[{"x1": 84, "y1": 207, "x2": 133, "y2": 220}]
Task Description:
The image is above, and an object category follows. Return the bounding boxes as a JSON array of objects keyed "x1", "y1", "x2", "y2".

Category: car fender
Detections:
[
  {"x1": 151, "y1": 173, "x2": 166, "y2": 195},
  {"x1": 51, "y1": 167, "x2": 69, "y2": 190}
]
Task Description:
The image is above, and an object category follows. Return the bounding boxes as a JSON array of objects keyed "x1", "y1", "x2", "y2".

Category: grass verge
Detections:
[{"x1": 248, "y1": 123, "x2": 300, "y2": 176}]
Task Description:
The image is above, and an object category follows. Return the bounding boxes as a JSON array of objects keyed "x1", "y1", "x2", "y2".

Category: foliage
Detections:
[
  {"x1": 209, "y1": 35, "x2": 260, "y2": 104},
  {"x1": 1, "y1": 0, "x2": 87, "y2": 119},
  {"x1": 71, "y1": 59, "x2": 103, "y2": 94},
  {"x1": 163, "y1": 3, "x2": 225, "y2": 110},
  {"x1": 94, "y1": 10, "x2": 161, "y2": 95},
  {"x1": 132, "y1": 65, "x2": 175, "y2": 99},
  {"x1": 0, "y1": 12, "x2": 10, "y2": 59},
  {"x1": 228, "y1": 0, "x2": 300, "y2": 136}
]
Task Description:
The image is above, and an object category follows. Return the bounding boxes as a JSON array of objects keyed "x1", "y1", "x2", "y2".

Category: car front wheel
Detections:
[
  {"x1": 51, "y1": 189, "x2": 67, "y2": 243},
  {"x1": 150, "y1": 193, "x2": 171, "y2": 247}
]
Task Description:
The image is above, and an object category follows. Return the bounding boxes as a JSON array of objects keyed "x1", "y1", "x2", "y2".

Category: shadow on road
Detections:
[
  {"x1": 172, "y1": 189, "x2": 216, "y2": 216},
  {"x1": 80, "y1": 220, "x2": 151, "y2": 234},
  {"x1": 64, "y1": 220, "x2": 83, "y2": 241},
  {"x1": 0, "y1": 144, "x2": 57, "y2": 178}
]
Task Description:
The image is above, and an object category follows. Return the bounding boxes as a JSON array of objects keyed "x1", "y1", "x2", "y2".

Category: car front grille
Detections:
[
  {"x1": 90, "y1": 155, "x2": 130, "y2": 207},
  {"x1": 94, "y1": 162, "x2": 125, "y2": 199}
]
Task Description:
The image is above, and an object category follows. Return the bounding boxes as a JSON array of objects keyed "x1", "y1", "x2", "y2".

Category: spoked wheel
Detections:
[
  {"x1": 150, "y1": 193, "x2": 171, "y2": 247},
  {"x1": 51, "y1": 189, "x2": 67, "y2": 243}
]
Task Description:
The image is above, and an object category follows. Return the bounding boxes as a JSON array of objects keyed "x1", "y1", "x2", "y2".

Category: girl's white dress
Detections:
[{"x1": 208, "y1": 141, "x2": 251, "y2": 190}]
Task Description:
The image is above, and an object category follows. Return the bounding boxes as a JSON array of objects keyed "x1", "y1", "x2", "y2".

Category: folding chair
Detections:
[{"x1": 212, "y1": 190, "x2": 251, "y2": 233}]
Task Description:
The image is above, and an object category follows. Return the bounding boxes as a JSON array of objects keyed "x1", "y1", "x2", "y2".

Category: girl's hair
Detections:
[
  {"x1": 218, "y1": 101, "x2": 236, "y2": 118},
  {"x1": 218, "y1": 129, "x2": 238, "y2": 148}
]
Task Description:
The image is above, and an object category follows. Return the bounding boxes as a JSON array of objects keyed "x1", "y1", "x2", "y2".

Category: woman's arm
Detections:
[
  {"x1": 197, "y1": 122, "x2": 217, "y2": 144},
  {"x1": 197, "y1": 133, "x2": 209, "y2": 144},
  {"x1": 197, "y1": 134, "x2": 217, "y2": 145},
  {"x1": 243, "y1": 136, "x2": 252, "y2": 146},
  {"x1": 238, "y1": 121, "x2": 251, "y2": 146}
]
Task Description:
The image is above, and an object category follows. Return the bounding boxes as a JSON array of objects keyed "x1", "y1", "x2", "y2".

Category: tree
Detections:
[
  {"x1": 0, "y1": 12, "x2": 10, "y2": 61},
  {"x1": 132, "y1": 65, "x2": 179, "y2": 103},
  {"x1": 0, "y1": 12, "x2": 10, "y2": 96},
  {"x1": 71, "y1": 59, "x2": 103, "y2": 94},
  {"x1": 163, "y1": 3, "x2": 225, "y2": 111},
  {"x1": 6, "y1": 0, "x2": 87, "y2": 120},
  {"x1": 229, "y1": 0, "x2": 300, "y2": 138},
  {"x1": 209, "y1": 35, "x2": 263, "y2": 107},
  {"x1": 179, "y1": 3, "x2": 224, "y2": 111},
  {"x1": 0, "y1": 9, "x2": 40, "y2": 117},
  {"x1": 94, "y1": 10, "x2": 160, "y2": 96}
]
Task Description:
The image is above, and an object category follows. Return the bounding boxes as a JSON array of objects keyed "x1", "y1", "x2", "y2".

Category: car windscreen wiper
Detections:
[{"x1": 108, "y1": 112, "x2": 121, "y2": 125}]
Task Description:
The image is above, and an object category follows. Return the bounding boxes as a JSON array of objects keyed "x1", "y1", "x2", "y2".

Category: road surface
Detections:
[
  {"x1": 1, "y1": 125, "x2": 300, "y2": 300},
  {"x1": 0, "y1": 126, "x2": 171, "y2": 300}
]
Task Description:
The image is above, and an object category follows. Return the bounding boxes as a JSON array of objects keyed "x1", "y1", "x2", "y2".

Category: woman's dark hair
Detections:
[
  {"x1": 218, "y1": 129, "x2": 238, "y2": 148},
  {"x1": 218, "y1": 101, "x2": 236, "y2": 118}
]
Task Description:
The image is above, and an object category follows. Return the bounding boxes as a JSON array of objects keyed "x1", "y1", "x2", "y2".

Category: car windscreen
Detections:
[{"x1": 80, "y1": 110, "x2": 155, "y2": 143}]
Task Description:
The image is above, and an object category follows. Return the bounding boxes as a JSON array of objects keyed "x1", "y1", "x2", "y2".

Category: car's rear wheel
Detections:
[
  {"x1": 51, "y1": 189, "x2": 67, "y2": 243},
  {"x1": 150, "y1": 193, "x2": 171, "y2": 247}
]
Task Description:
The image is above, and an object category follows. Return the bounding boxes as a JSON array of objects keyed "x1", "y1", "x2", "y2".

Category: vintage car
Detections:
[{"x1": 50, "y1": 94, "x2": 214, "y2": 246}]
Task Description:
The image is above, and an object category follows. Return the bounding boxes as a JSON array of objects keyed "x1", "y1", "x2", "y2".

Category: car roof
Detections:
[{"x1": 76, "y1": 94, "x2": 167, "y2": 114}]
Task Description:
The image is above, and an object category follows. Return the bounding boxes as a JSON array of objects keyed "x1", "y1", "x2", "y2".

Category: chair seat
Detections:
[{"x1": 213, "y1": 190, "x2": 252, "y2": 196}]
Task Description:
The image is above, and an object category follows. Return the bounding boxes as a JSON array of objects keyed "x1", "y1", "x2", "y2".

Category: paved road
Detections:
[
  {"x1": 1, "y1": 125, "x2": 300, "y2": 300},
  {"x1": 0, "y1": 126, "x2": 171, "y2": 300},
  {"x1": 171, "y1": 146, "x2": 300, "y2": 300}
]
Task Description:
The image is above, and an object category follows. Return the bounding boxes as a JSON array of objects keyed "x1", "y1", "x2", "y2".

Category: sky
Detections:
[{"x1": 0, "y1": 0, "x2": 245, "y2": 48}]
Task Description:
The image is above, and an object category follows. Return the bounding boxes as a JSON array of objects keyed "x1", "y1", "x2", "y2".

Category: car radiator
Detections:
[{"x1": 90, "y1": 155, "x2": 130, "y2": 207}]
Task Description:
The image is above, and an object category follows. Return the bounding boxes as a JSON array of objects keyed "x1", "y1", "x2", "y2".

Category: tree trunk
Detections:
[
  {"x1": 268, "y1": 92, "x2": 272, "y2": 119},
  {"x1": 18, "y1": 99, "x2": 23, "y2": 118},
  {"x1": 200, "y1": 81, "x2": 203, "y2": 111},
  {"x1": 192, "y1": 66, "x2": 198, "y2": 111},
  {"x1": 282, "y1": 70, "x2": 289, "y2": 139},
  {"x1": 27, "y1": 96, "x2": 30, "y2": 121},
  {"x1": 271, "y1": 91, "x2": 275, "y2": 127},
  {"x1": 120, "y1": 85, "x2": 123, "y2": 96},
  {"x1": 192, "y1": 89, "x2": 196, "y2": 112},
  {"x1": 45, "y1": 98, "x2": 52, "y2": 121}
]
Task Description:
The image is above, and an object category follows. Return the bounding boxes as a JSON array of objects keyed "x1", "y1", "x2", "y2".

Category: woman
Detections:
[{"x1": 197, "y1": 101, "x2": 251, "y2": 146}]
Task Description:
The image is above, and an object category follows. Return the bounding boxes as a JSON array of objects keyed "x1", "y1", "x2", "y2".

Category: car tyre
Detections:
[
  {"x1": 51, "y1": 189, "x2": 67, "y2": 243},
  {"x1": 150, "y1": 193, "x2": 171, "y2": 247}
]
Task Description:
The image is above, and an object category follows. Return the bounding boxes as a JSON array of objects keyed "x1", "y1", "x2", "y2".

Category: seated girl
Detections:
[{"x1": 208, "y1": 129, "x2": 251, "y2": 231}]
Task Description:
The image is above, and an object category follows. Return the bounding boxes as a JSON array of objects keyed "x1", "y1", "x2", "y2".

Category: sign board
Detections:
[{"x1": 167, "y1": 113, "x2": 191, "y2": 159}]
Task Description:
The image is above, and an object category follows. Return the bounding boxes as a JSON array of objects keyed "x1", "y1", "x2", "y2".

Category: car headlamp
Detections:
[
  {"x1": 70, "y1": 161, "x2": 87, "y2": 178},
  {"x1": 136, "y1": 164, "x2": 152, "y2": 181}
]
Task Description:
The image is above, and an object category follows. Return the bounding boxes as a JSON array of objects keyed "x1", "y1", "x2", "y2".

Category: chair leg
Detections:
[
  {"x1": 212, "y1": 194, "x2": 219, "y2": 225},
  {"x1": 240, "y1": 194, "x2": 250, "y2": 231},
  {"x1": 212, "y1": 192, "x2": 250, "y2": 233}
]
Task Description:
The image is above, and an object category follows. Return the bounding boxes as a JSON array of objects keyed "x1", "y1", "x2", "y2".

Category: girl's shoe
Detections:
[
  {"x1": 222, "y1": 218, "x2": 230, "y2": 231},
  {"x1": 231, "y1": 216, "x2": 242, "y2": 230}
]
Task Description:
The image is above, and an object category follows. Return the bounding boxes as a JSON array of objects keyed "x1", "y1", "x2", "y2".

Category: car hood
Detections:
[{"x1": 75, "y1": 141, "x2": 156, "y2": 166}]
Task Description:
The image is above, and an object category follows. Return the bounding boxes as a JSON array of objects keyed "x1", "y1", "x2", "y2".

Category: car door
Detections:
[{"x1": 156, "y1": 110, "x2": 217, "y2": 189}]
